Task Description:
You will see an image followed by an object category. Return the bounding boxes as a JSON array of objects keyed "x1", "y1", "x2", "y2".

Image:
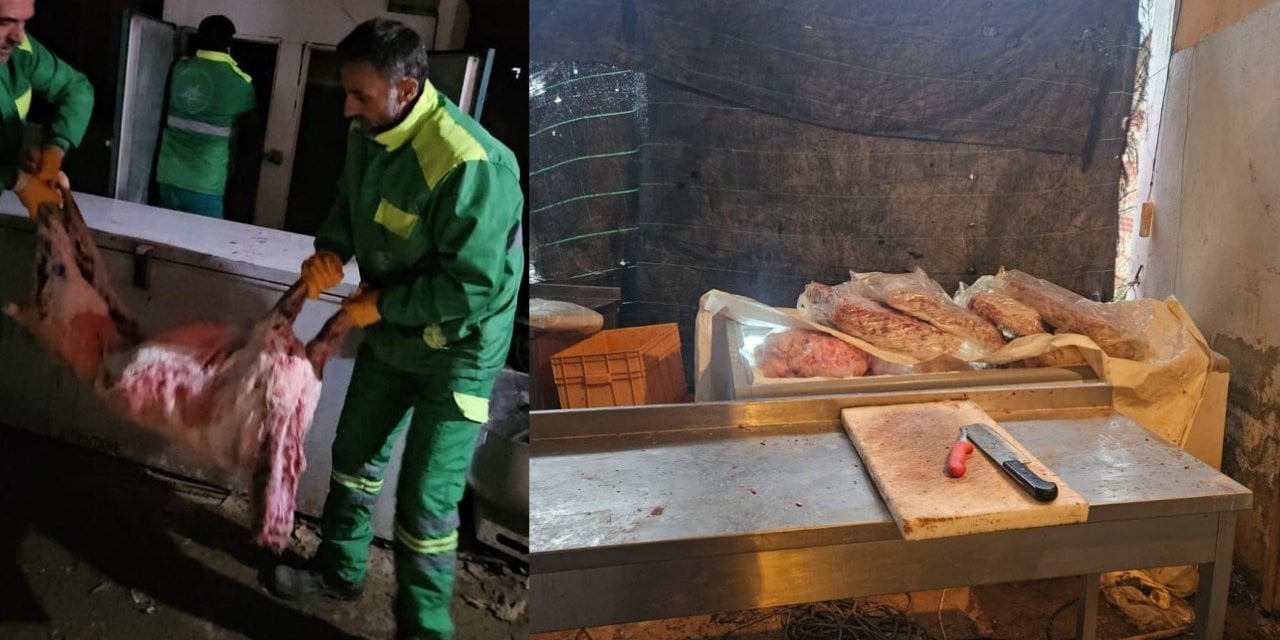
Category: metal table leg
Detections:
[
  {"x1": 1077, "y1": 572, "x2": 1099, "y2": 640},
  {"x1": 1193, "y1": 512, "x2": 1237, "y2": 640}
]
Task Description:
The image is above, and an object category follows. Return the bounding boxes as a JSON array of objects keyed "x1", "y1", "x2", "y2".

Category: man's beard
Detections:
[{"x1": 356, "y1": 87, "x2": 405, "y2": 134}]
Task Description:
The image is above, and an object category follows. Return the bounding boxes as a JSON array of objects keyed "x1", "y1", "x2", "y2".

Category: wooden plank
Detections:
[{"x1": 841, "y1": 400, "x2": 1088, "y2": 540}]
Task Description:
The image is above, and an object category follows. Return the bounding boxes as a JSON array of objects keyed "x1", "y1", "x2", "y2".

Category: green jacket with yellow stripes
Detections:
[
  {"x1": 0, "y1": 34, "x2": 93, "y2": 189},
  {"x1": 314, "y1": 81, "x2": 524, "y2": 387},
  {"x1": 155, "y1": 50, "x2": 256, "y2": 195}
]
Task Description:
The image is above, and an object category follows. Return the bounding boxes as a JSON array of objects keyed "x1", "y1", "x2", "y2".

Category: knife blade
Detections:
[{"x1": 965, "y1": 423, "x2": 1058, "y2": 502}]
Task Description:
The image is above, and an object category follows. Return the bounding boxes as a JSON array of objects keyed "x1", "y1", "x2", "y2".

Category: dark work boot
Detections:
[{"x1": 265, "y1": 563, "x2": 364, "y2": 601}]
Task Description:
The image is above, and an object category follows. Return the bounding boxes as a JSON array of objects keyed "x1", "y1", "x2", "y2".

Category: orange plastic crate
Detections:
[{"x1": 550, "y1": 324, "x2": 687, "y2": 409}]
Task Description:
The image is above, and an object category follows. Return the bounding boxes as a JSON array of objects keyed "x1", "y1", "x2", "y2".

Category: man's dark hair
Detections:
[
  {"x1": 337, "y1": 19, "x2": 429, "y2": 83},
  {"x1": 195, "y1": 15, "x2": 236, "y2": 52}
]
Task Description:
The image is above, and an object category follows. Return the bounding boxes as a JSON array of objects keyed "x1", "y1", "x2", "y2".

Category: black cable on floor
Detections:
[
  {"x1": 783, "y1": 600, "x2": 935, "y2": 640},
  {"x1": 1045, "y1": 597, "x2": 1079, "y2": 640}
]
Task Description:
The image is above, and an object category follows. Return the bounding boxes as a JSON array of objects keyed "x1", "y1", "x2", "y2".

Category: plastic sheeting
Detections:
[
  {"x1": 530, "y1": 62, "x2": 646, "y2": 288},
  {"x1": 530, "y1": 1, "x2": 1142, "y2": 383},
  {"x1": 533, "y1": 0, "x2": 1138, "y2": 156}
]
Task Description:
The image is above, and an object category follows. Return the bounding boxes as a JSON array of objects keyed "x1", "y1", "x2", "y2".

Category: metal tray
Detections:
[{"x1": 724, "y1": 318, "x2": 1097, "y2": 400}]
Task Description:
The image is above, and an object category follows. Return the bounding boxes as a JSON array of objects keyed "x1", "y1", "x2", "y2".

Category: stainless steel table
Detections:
[{"x1": 530, "y1": 383, "x2": 1252, "y2": 638}]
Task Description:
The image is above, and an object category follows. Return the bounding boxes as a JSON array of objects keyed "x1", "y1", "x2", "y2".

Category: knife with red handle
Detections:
[{"x1": 945, "y1": 427, "x2": 974, "y2": 478}]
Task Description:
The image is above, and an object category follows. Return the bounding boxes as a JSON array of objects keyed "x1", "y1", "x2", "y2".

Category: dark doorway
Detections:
[
  {"x1": 221, "y1": 39, "x2": 277, "y2": 226},
  {"x1": 283, "y1": 48, "x2": 345, "y2": 236}
]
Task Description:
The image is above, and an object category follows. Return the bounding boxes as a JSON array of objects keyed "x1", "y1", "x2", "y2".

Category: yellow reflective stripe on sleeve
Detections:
[
  {"x1": 394, "y1": 521, "x2": 459, "y2": 554},
  {"x1": 414, "y1": 121, "x2": 487, "y2": 189},
  {"x1": 452, "y1": 392, "x2": 489, "y2": 423},
  {"x1": 411, "y1": 83, "x2": 488, "y2": 189},
  {"x1": 15, "y1": 88, "x2": 31, "y2": 121},
  {"x1": 373, "y1": 199, "x2": 419, "y2": 238},
  {"x1": 331, "y1": 469, "x2": 383, "y2": 493},
  {"x1": 195, "y1": 49, "x2": 253, "y2": 84},
  {"x1": 422, "y1": 325, "x2": 447, "y2": 350}
]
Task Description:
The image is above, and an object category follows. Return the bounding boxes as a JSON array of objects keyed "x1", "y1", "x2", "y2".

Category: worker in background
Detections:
[
  {"x1": 154, "y1": 14, "x2": 254, "y2": 218},
  {"x1": 0, "y1": 0, "x2": 93, "y2": 217},
  {"x1": 265, "y1": 18, "x2": 522, "y2": 640}
]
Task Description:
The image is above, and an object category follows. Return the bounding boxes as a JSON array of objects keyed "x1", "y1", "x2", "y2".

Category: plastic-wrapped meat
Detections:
[
  {"x1": 753, "y1": 329, "x2": 869, "y2": 378},
  {"x1": 968, "y1": 292, "x2": 1047, "y2": 338},
  {"x1": 5, "y1": 192, "x2": 350, "y2": 552},
  {"x1": 799, "y1": 282, "x2": 959, "y2": 361},
  {"x1": 850, "y1": 269, "x2": 1006, "y2": 358},
  {"x1": 992, "y1": 270, "x2": 1148, "y2": 360}
]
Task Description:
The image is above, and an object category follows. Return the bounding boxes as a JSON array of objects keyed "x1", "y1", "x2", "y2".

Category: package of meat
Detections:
[
  {"x1": 954, "y1": 275, "x2": 1048, "y2": 339},
  {"x1": 753, "y1": 329, "x2": 869, "y2": 378},
  {"x1": 6, "y1": 191, "x2": 350, "y2": 552},
  {"x1": 989, "y1": 270, "x2": 1149, "y2": 360},
  {"x1": 848, "y1": 268, "x2": 1006, "y2": 359},
  {"x1": 968, "y1": 293, "x2": 1047, "y2": 338},
  {"x1": 798, "y1": 282, "x2": 959, "y2": 361}
]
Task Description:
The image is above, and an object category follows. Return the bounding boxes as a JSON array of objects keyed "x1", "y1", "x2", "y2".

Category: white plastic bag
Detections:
[{"x1": 528, "y1": 299, "x2": 604, "y2": 333}]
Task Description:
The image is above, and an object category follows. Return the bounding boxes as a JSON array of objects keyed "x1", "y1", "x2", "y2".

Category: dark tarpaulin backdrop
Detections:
[{"x1": 530, "y1": 0, "x2": 1140, "y2": 382}]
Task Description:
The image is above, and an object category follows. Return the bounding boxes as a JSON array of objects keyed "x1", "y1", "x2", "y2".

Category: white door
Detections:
[{"x1": 109, "y1": 11, "x2": 176, "y2": 203}]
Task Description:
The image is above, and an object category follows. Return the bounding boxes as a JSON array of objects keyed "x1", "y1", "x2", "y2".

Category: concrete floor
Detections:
[{"x1": 0, "y1": 424, "x2": 527, "y2": 640}]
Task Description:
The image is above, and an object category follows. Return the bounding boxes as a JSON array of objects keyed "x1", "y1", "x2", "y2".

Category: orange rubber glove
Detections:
[
  {"x1": 34, "y1": 145, "x2": 65, "y2": 184},
  {"x1": 299, "y1": 251, "x2": 345, "y2": 299},
  {"x1": 14, "y1": 171, "x2": 63, "y2": 219},
  {"x1": 342, "y1": 287, "x2": 381, "y2": 328}
]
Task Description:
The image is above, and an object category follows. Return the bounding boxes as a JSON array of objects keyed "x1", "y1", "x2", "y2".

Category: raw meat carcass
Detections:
[
  {"x1": 968, "y1": 292, "x2": 1047, "y2": 338},
  {"x1": 798, "y1": 282, "x2": 959, "y2": 361},
  {"x1": 4, "y1": 192, "x2": 138, "y2": 381},
  {"x1": 5, "y1": 190, "x2": 351, "y2": 552},
  {"x1": 753, "y1": 329, "x2": 869, "y2": 378},
  {"x1": 850, "y1": 269, "x2": 1006, "y2": 358}
]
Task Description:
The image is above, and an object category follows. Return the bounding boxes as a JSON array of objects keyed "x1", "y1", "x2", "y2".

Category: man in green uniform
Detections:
[
  {"x1": 0, "y1": 0, "x2": 93, "y2": 217},
  {"x1": 265, "y1": 19, "x2": 522, "y2": 640},
  {"x1": 154, "y1": 14, "x2": 255, "y2": 218}
]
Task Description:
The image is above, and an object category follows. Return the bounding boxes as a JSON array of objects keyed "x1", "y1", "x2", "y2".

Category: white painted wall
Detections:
[
  {"x1": 1144, "y1": 1, "x2": 1280, "y2": 590},
  {"x1": 1123, "y1": 0, "x2": 1178, "y2": 298},
  {"x1": 1145, "y1": 1, "x2": 1280, "y2": 330},
  {"x1": 164, "y1": 0, "x2": 437, "y2": 50},
  {"x1": 162, "y1": 0, "x2": 451, "y2": 229}
]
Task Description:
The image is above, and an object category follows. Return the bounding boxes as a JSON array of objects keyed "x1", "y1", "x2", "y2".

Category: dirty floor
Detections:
[
  {"x1": 532, "y1": 567, "x2": 1280, "y2": 640},
  {"x1": 0, "y1": 424, "x2": 527, "y2": 640}
]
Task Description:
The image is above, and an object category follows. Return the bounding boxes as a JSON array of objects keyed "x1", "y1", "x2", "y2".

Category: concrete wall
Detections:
[
  {"x1": 1144, "y1": 1, "x2": 1280, "y2": 605},
  {"x1": 1174, "y1": 0, "x2": 1279, "y2": 51},
  {"x1": 1123, "y1": 0, "x2": 1179, "y2": 295}
]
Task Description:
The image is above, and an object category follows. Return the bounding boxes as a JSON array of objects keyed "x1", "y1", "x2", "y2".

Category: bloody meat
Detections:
[{"x1": 5, "y1": 191, "x2": 350, "y2": 552}]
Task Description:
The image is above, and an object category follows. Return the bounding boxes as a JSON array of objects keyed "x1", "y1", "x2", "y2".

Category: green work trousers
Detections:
[{"x1": 316, "y1": 342, "x2": 492, "y2": 640}]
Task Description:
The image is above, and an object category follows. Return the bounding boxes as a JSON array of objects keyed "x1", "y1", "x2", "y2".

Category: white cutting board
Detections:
[{"x1": 842, "y1": 400, "x2": 1088, "y2": 540}]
